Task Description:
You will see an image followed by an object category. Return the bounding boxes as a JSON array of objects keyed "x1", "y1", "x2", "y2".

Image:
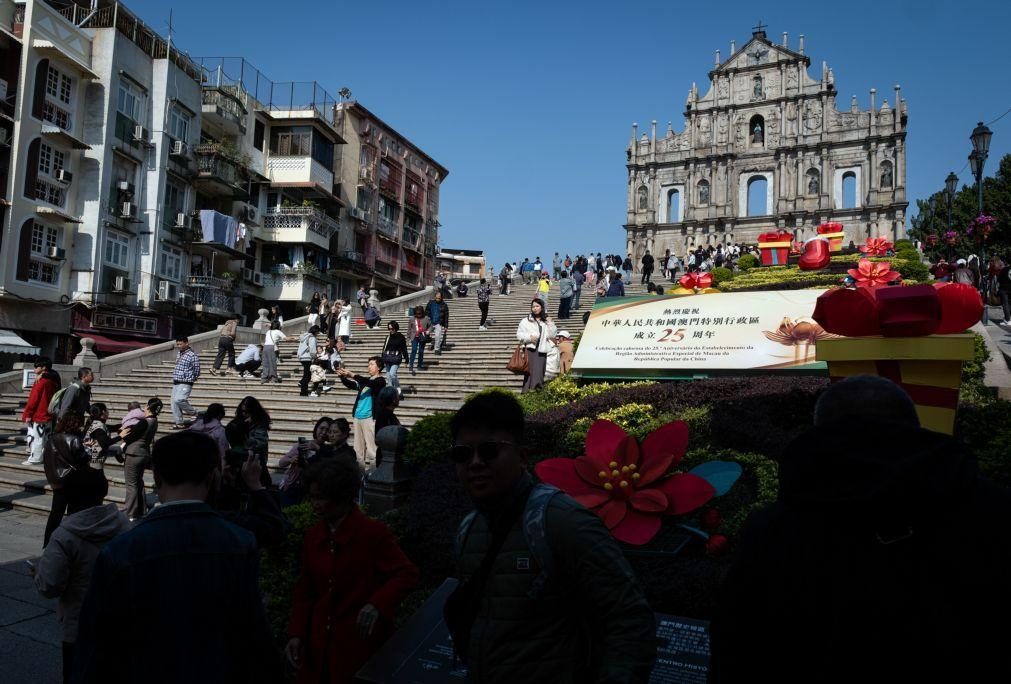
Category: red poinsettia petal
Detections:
[
  {"x1": 847, "y1": 268, "x2": 862, "y2": 281},
  {"x1": 610, "y1": 508, "x2": 663, "y2": 546},
  {"x1": 638, "y1": 421, "x2": 689, "y2": 485},
  {"x1": 535, "y1": 458, "x2": 602, "y2": 498},
  {"x1": 572, "y1": 491, "x2": 613, "y2": 509},
  {"x1": 573, "y1": 456, "x2": 609, "y2": 487},
  {"x1": 629, "y1": 488, "x2": 668, "y2": 513},
  {"x1": 584, "y1": 420, "x2": 629, "y2": 469},
  {"x1": 654, "y1": 473, "x2": 716, "y2": 515},
  {"x1": 597, "y1": 498, "x2": 628, "y2": 530},
  {"x1": 617, "y1": 434, "x2": 642, "y2": 468}
]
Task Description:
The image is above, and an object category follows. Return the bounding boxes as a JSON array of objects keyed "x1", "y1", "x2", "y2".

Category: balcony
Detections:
[
  {"x1": 186, "y1": 275, "x2": 237, "y2": 316},
  {"x1": 359, "y1": 164, "x2": 376, "y2": 185},
  {"x1": 261, "y1": 205, "x2": 340, "y2": 251},
  {"x1": 402, "y1": 227, "x2": 421, "y2": 249},
  {"x1": 202, "y1": 87, "x2": 247, "y2": 136},
  {"x1": 330, "y1": 250, "x2": 371, "y2": 278},
  {"x1": 259, "y1": 267, "x2": 328, "y2": 303},
  {"x1": 193, "y1": 145, "x2": 245, "y2": 197},
  {"x1": 376, "y1": 214, "x2": 398, "y2": 238},
  {"x1": 267, "y1": 156, "x2": 334, "y2": 194}
]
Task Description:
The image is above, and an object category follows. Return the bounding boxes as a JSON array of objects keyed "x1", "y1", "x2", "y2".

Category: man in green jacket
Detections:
[{"x1": 445, "y1": 392, "x2": 656, "y2": 683}]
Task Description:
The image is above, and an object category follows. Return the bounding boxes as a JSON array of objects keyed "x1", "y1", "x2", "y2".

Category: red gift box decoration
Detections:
[
  {"x1": 757, "y1": 231, "x2": 794, "y2": 266},
  {"x1": 679, "y1": 272, "x2": 713, "y2": 290},
  {"x1": 817, "y1": 222, "x2": 846, "y2": 252},
  {"x1": 933, "y1": 283, "x2": 984, "y2": 334},
  {"x1": 812, "y1": 287, "x2": 882, "y2": 336},
  {"x1": 875, "y1": 284, "x2": 942, "y2": 337}
]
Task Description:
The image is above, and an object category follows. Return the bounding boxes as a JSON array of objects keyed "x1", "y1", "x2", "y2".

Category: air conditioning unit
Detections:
[
  {"x1": 120, "y1": 201, "x2": 136, "y2": 218},
  {"x1": 174, "y1": 212, "x2": 189, "y2": 229},
  {"x1": 132, "y1": 125, "x2": 148, "y2": 143},
  {"x1": 47, "y1": 247, "x2": 66, "y2": 260},
  {"x1": 113, "y1": 275, "x2": 131, "y2": 292},
  {"x1": 171, "y1": 140, "x2": 188, "y2": 157},
  {"x1": 117, "y1": 181, "x2": 135, "y2": 195},
  {"x1": 55, "y1": 168, "x2": 73, "y2": 184},
  {"x1": 242, "y1": 205, "x2": 257, "y2": 223},
  {"x1": 350, "y1": 207, "x2": 366, "y2": 221},
  {"x1": 252, "y1": 271, "x2": 263, "y2": 286},
  {"x1": 157, "y1": 280, "x2": 178, "y2": 300},
  {"x1": 177, "y1": 293, "x2": 193, "y2": 307},
  {"x1": 242, "y1": 267, "x2": 254, "y2": 281}
]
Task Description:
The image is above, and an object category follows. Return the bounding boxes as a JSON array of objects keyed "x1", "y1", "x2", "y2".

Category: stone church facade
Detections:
[{"x1": 624, "y1": 27, "x2": 908, "y2": 260}]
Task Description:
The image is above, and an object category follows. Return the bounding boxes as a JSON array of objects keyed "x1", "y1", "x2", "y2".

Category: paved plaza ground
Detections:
[{"x1": 0, "y1": 509, "x2": 61, "y2": 684}]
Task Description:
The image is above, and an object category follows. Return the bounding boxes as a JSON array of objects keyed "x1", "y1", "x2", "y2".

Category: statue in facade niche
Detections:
[
  {"x1": 805, "y1": 101, "x2": 822, "y2": 131},
  {"x1": 752, "y1": 120, "x2": 764, "y2": 144},
  {"x1": 699, "y1": 182, "x2": 710, "y2": 205},
  {"x1": 787, "y1": 68, "x2": 798, "y2": 90},
  {"x1": 718, "y1": 78, "x2": 729, "y2": 100},
  {"x1": 637, "y1": 186, "x2": 649, "y2": 210},
  {"x1": 880, "y1": 164, "x2": 893, "y2": 188},
  {"x1": 807, "y1": 171, "x2": 820, "y2": 195},
  {"x1": 753, "y1": 77, "x2": 764, "y2": 100}
]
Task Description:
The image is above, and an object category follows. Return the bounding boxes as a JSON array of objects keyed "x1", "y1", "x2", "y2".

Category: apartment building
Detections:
[
  {"x1": 333, "y1": 101, "x2": 448, "y2": 299},
  {"x1": 436, "y1": 248, "x2": 485, "y2": 282},
  {"x1": 0, "y1": 1, "x2": 448, "y2": 362}
]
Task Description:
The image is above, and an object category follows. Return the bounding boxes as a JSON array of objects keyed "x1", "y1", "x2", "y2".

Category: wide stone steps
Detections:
[{"x1": 0, "y1": 281, "x2": 592, "y2": 515}]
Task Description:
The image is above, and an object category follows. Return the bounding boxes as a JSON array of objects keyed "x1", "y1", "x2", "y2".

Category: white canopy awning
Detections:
[{"x1": 0, "y1": 329, "x2": 40, "y2": 355}]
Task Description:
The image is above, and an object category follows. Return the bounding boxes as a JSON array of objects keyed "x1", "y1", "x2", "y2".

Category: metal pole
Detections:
[
  {"x1": 977, "y1": 159, "x2": 988, "y2": 324},
  {"x1": 946, "y1": 194, "x2": 953, "y2": 262}
]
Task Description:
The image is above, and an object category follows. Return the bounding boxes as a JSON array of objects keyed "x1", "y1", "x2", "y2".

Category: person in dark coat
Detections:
[
  {"x1": 710, "y1": 375, "x2": 1011, "y2": 683},
  {"x1": 285, "y1": 458, "x2": 418, "y2": 684},
  {"x1": 640, "y1": 250, "x2": 654, "y2": 284},
  {"x1": 72, "y1": 431, "x2": 281, "y2": 684},
  {"x1": 43, "y1": 412, "x2": 90, "y2": 547}
]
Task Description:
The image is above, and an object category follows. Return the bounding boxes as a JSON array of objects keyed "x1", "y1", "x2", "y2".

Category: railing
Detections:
[
  {"x1": 344, "y1": 250, "x2": 365, "y2": 263},
  {"x1": 359, "y1": 164, "x2": 375, "y2": 184},
  {"x1": 202, "y1": 88, "x2": 247, "y2": 131},
  {"x1": 69, "y1": 2, "x2": 202, "y2": 81},
  {"x1": 402, "y1": 227, "x2": 421, "y2": 247},
  {"x1": 194, "y1": 146, "x2": 243, "y2": 186},
  {"x1": 377, "y1": 215, "x2": 397, "y2": 237},
  {"x1": 263, "y1": 205, "x2": 340, "y2": 239},
  {"x1": 42, "y1": 101, "x2": 72, "y2": 131},
  {"x1": 35, "y1": 177, "x2": 66, "y2": 208},
  {"x1": 186, "y1": 276, "x2": 236, "y2": 313}
]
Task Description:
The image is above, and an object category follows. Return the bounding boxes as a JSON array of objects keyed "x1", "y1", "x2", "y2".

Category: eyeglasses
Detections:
[{"x1": 448, "y1": 441, "x2": 517, "y2": 464}]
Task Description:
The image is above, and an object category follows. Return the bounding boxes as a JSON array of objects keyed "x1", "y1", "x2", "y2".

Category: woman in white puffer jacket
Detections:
[{"x1": 515, "y1": 298, "x2": 557, "y2": 393}]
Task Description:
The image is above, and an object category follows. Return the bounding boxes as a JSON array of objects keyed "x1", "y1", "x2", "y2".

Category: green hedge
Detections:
[
  {"x1": 403, "y1": 412, "x2": 454, "y2": 470},
  {"x1": 736, "y1": 253, "x2": 759, "y2": 271},
  {"x1": 710, "y1": 266, "x2": 734, "y2": 286},
  {"x1": 259, "y1": 502, "x2": 318, "y2": 648}
]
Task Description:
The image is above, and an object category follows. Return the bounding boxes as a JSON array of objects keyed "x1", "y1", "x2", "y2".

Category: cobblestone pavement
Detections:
[{"x1": 0, "y1": 509, "x2": 61, "y2": 684}]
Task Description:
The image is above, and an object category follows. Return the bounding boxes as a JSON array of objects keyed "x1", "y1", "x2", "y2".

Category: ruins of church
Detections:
[{"x1": 624, "y1": 26, "x2": 908, "y2": 259}]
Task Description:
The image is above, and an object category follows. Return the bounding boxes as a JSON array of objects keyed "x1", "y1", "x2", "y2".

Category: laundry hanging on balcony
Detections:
[{"x1": 199, "y1": 210, "x2": 239, "y2": 248}]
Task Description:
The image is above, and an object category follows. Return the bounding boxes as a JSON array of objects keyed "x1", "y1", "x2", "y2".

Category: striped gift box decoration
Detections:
[
  {"x1": 757, "y1": 231, "x2": 794, "y2": 266},
  {"x1": 816, "y1": 334, "x2": 975, "y2": 435},
  {"x1": 817, "y1": 222, "x2": 846, "y2": 252}
]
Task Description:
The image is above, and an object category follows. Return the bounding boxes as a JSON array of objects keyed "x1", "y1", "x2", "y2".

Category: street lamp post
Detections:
[
  {"x1": 945, "y1": 172, "x2": 958, "y2": 262},
  {"x1": 969, "y1": 121, "x2": 993, "y2": 324}
]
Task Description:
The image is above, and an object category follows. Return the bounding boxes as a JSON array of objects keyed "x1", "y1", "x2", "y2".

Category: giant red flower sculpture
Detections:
[
  {"x1": 847, "y1": 259, "x2": 901, "y2": 288},
  {"x1": 859, "y1": 237, "x2": 894, "y2": 256},
  {"x1": 678, "y1": 272, "x2": 713, "y2": 291},
  {"x1": 534, "y1": 420, "x2": 717, "y2": 545}
]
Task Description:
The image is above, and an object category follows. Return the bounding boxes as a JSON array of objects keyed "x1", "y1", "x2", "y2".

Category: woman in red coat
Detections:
[{"x1": 285, "y1": 457, "x2": 419, "y2": 683}]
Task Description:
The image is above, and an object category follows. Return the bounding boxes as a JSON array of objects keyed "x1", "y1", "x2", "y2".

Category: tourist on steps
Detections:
[
  {"x1": 408, "y1": 306, "x2": 432, "y2": 374},
  {"x1": 516, "y1": 298, "x2": 557, "y2": 393},
  {"x1": 426, "y1": 290, "x2": 450, "y2": 356},
  {"x1": 22, "y1": 356, "x2": 60, "y2": 466},
  {"x1": 170, "y1": 336, "x2": 200, "y2": 430},
  {"x1": 42, "y1": 412, "x2": 90, "y2": 547},
  {"x1": 120, "y1": 397, "x2": 162, "y2": 522},
  {"x1": 209, "y1": 314, "x2": 238, "y2": 376},
  {"x1": 226, "y1": 396, "x2": 272, "y2": 488},
  {"x1": 278, "y1": 416, "x2": 332, "y2": 508},
  {"x1": 261, "y1": 320, "x2": 286, "y2": 385},
  {"x1": 477, "y1": 278, "x2": 493, "y2": 330},
  {"x1": 337, "y1": 357, "x2": 386, "y2": 469},
  {"x1": 381, "y1": 321, "x2": 409, "y2": 399}
]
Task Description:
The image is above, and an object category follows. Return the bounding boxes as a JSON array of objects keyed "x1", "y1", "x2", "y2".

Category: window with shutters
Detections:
[
  {"x1": 34, "y1": 62, "x2": 74, "y2": 131},
  {"x1": 35, "y1": 141, "x2": 66, "y2": 207},
  {"x1": 163, "y1": 177, "x2": 187, "y2": 226},
  {"x1": 27, "y1": 221, "x2": 61, "y2": 285},
  {"x1": 159, "y1": 245, "x2": 183, "y2": 281},
  {"x1": 104, "y1": 231, "x2": 130, "y2": 269},
  {"x1": 167, "y1": 105, "x2": 191, "y2": 144}
]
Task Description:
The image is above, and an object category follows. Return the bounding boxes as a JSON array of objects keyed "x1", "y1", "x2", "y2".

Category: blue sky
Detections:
[{"x1": 128, "y1": 0, "x2": 1011, "y2": 269}]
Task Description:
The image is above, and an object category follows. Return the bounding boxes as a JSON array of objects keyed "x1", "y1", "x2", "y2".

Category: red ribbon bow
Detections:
[{"x1": 679, "y1": 272, "x2": 713, "y2": 290}]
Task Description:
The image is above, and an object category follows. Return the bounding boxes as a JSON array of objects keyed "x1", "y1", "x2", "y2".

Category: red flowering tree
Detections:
[{"x1": 535, "y1": 420, "x2": 738, "y2": 545}]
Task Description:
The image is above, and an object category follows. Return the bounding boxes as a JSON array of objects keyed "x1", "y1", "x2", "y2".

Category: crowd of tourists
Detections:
[{"x1": 930, "y1": 253, "x2": 1011, "y2": 325}]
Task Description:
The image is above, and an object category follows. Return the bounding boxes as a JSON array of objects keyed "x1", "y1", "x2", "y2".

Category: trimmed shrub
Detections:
[
  {"x1": 957, "y1": 400, "x2": 1011, "y2": 488},
  {"x1": 894, "y1": 238, "x2": 913, "y2": 249},
  {"x1": 736, "y1": 253, "x2": 759, "y2": 271},
  {"x1": 710, "y1": 266, "x2": 734, "y2": 286},
  {"x1": 403, "y1": 411, "x2": 454, "y2": 469},
  {"x1": 959, "y1": 333, "x2": 996, "y2": 406},
  {"x1": 597, "y1": 402, "x2": 656, "y2": 432},
  {"x1": 893, "y1": 258, "x2": 931, "y2": 282}
]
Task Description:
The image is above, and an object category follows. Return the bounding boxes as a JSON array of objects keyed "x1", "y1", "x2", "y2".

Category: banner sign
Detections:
[{"x1": 572, "y1": 291, "x2": 830, "y2": 378}]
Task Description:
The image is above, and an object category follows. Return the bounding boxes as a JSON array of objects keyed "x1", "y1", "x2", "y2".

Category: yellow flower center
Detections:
[
  {"x1": 611, "y1": 469, "x2": 620, "y2": 477},
  {"x1": 628, "y1": 463, "x2": 637, "y2": 472},
  {"x1": 598, "y1": 471, "x2": 608, "y2": 479},
  {"x1": 632, "y1": 473, "x2": 640, "y2": 480},
  {"x1": 608, "y1": 461, "x2": 618, "y2": 469},
  {"x1": 619, "y1": 480, "x2": 629, "y2": 488},
  {"x1": 603, "y1": 483, "x2": 614, "y2": 491}
]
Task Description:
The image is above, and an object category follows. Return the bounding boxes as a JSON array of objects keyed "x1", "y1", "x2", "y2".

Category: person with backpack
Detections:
[
  {"x1": 640, "y1": 251, "x2": 654, "y2": 284},
  {"x1": 996, "y1": 258, "x2": 1011, "y2": 326},
  {"x1": 187, "y1": 403, "x2": 230, "y2": 463},
  {"x1": 364, "y1": 302, "x2": 382, "y2": 329},
  {"x1": 43, "y1": 412, "x2": 91, "y2": 547},
  {"x1": 57, "y1": 367, "x2": 93, "y2": 420},
  {"x1": 443, "y1": 393, "x2": 656, "y2": 684},
  {"x1": 22, "y1": 357, "x2": 61, "y2": 466},
  {"x1": 32, "y1": 467, "x2": 130, "y2": 684},
  {"x1": 407, "y1": 306, "x2": 432, "y2": 374},
  {"x1": 297, "y1": 326, "x2": 321, "y2": 397}
]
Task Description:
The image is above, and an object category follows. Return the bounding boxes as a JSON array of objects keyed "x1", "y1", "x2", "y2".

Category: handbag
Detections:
[
  {"x1": 381, "y1": 335, "x2": 402, "y2": 367},
  {"x1": 506, "y1": 344, "x2": 529, "y2": 374}
]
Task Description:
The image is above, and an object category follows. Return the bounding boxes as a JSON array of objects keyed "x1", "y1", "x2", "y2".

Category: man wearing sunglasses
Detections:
[{"x1": 444, "y1": 392, "x2": 655, "y2": 684}]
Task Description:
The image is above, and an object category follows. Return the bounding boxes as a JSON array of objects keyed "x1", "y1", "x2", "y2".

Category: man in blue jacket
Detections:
[
  {"x1": 606, "y1": 272, "x2": 626, "y2": 297},
  {"x1": 72, "y1": 432, "x2": 280, "y2": 684},
  {"x1": 426, "y1": 290, "x2": 450, "y2": 355}
]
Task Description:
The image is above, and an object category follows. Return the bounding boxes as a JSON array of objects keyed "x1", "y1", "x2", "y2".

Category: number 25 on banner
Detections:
[{"x1": 658, "y1": 328, "x2": 687, "y2": 343}]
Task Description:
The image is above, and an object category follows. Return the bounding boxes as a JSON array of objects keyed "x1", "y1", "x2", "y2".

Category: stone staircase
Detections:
[{"x1": 0, "y1": 281, "x2": 590, "y2": 515}]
